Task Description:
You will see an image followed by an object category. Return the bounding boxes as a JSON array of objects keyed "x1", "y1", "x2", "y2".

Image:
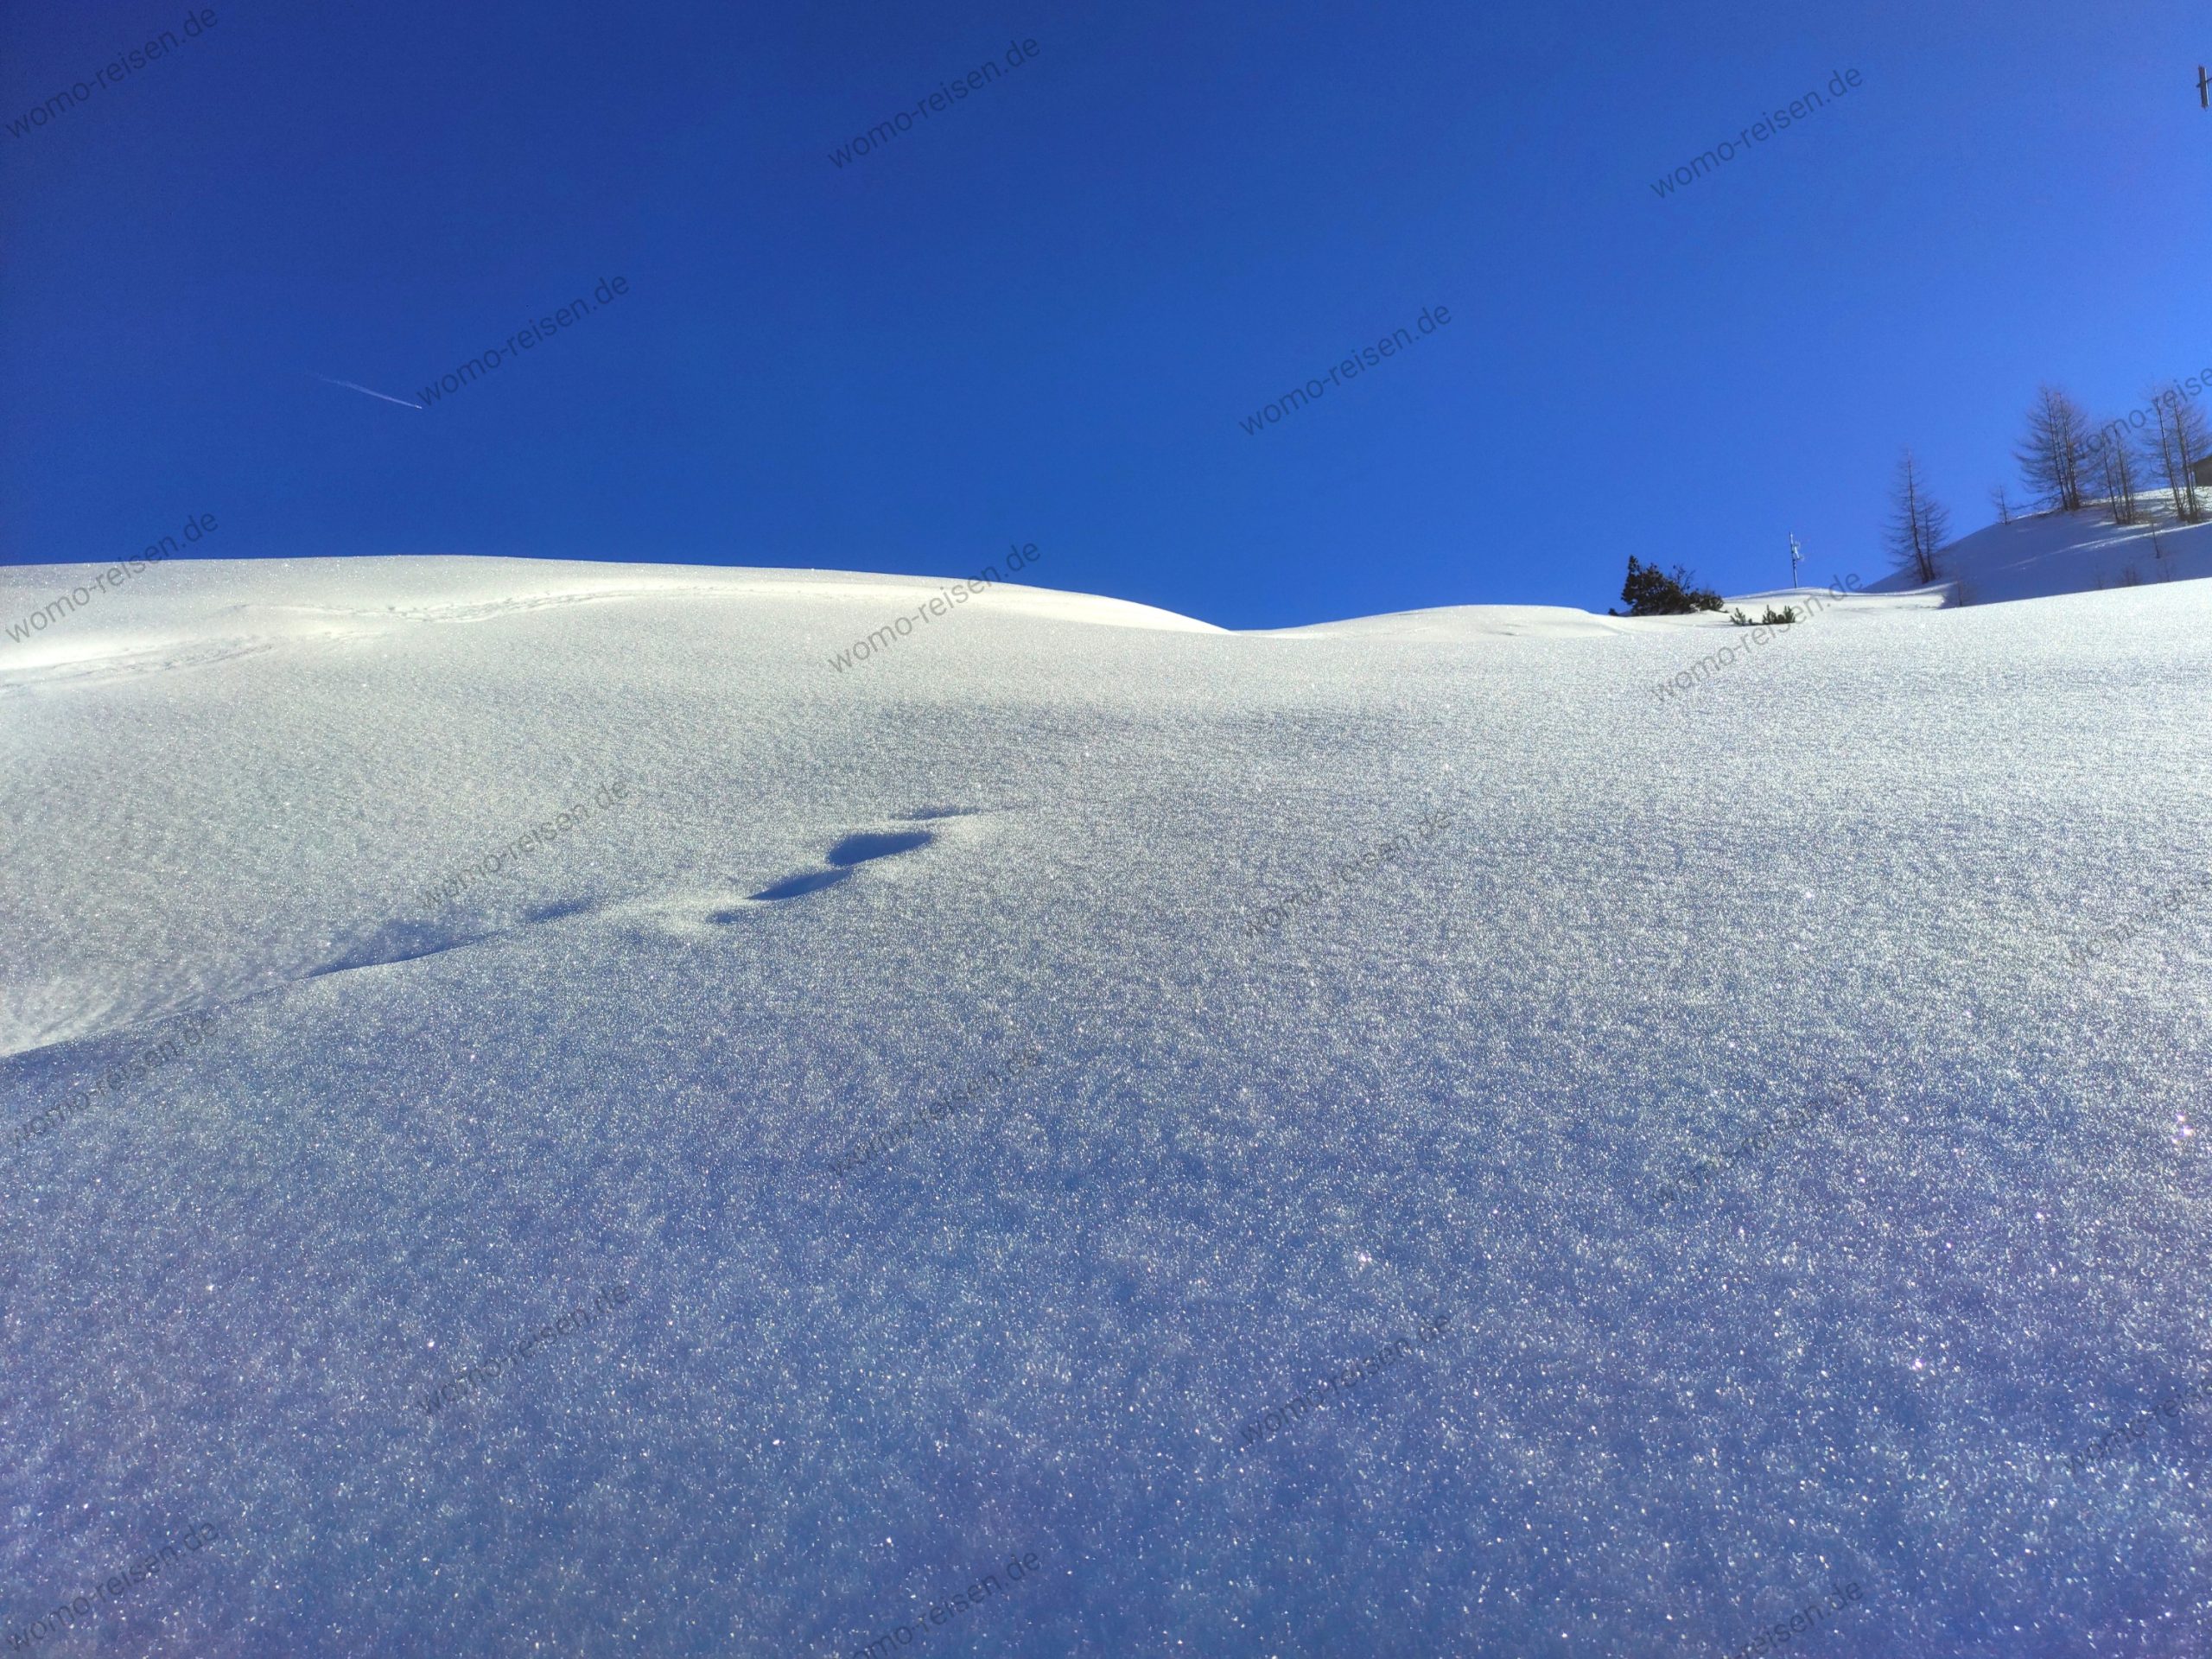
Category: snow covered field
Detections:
[
  {"x1": 2, "y1": 555, "x2": 2208, "y2": 1656},
  {"x1": 1862, "y1": 501, "x2": 2212, "y2": 607}
]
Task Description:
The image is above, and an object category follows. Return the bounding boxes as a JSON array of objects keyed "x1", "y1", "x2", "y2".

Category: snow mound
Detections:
[{"x1": 2, "y1": 555, "x2": 2207, "y2": 1658}]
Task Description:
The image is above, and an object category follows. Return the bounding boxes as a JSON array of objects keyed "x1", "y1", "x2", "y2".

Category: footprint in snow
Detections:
[
  {"x1": 306, "y1": 918, "x2": 492, "y2": 979},
  {"x1": 718, "y1": 826, "x2": 940, "y2": 916}
]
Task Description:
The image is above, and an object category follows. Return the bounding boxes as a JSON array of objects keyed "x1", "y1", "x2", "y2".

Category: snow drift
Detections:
[{"x1": 1, "y1": 555, "x2": 2207, "y2": 1656}]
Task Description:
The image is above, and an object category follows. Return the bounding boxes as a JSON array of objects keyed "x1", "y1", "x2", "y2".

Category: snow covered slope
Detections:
[
  {"x1": 2, "y1": 556, "x2": 2208, "y2": 1657},
  {"x1": 1863, "y1": 500, "x2": 2212, "y2": 607}
]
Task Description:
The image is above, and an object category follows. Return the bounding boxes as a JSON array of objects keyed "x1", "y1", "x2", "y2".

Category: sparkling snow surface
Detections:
[{"x1": 2, "y1": 556, "x2": 2207, "y2": 1657}]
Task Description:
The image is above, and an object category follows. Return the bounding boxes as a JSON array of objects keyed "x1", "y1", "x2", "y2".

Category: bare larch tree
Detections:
[
  {"x1": 2014, "y1": 385, "x2": 2090, "y2": 513},
  {"x1": 2144, "y1": 385, "x2": 2208, "y2": 524},
  {"x1": 1886, "y1": 449, "x2": 1951, "y2": 584},
  {"x1": 2095, "y1": 415, "x2": 2141, "y2": 524}
]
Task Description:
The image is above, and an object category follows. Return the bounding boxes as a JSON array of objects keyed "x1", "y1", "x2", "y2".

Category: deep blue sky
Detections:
[{"x1": 3, "y1": 0, "x2": 2205, "y2": 628}]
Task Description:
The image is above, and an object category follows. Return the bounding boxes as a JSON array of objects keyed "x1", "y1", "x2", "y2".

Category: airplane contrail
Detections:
[{"x1": 312, "y1": 372, "x2": 424, "y2": 410}]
